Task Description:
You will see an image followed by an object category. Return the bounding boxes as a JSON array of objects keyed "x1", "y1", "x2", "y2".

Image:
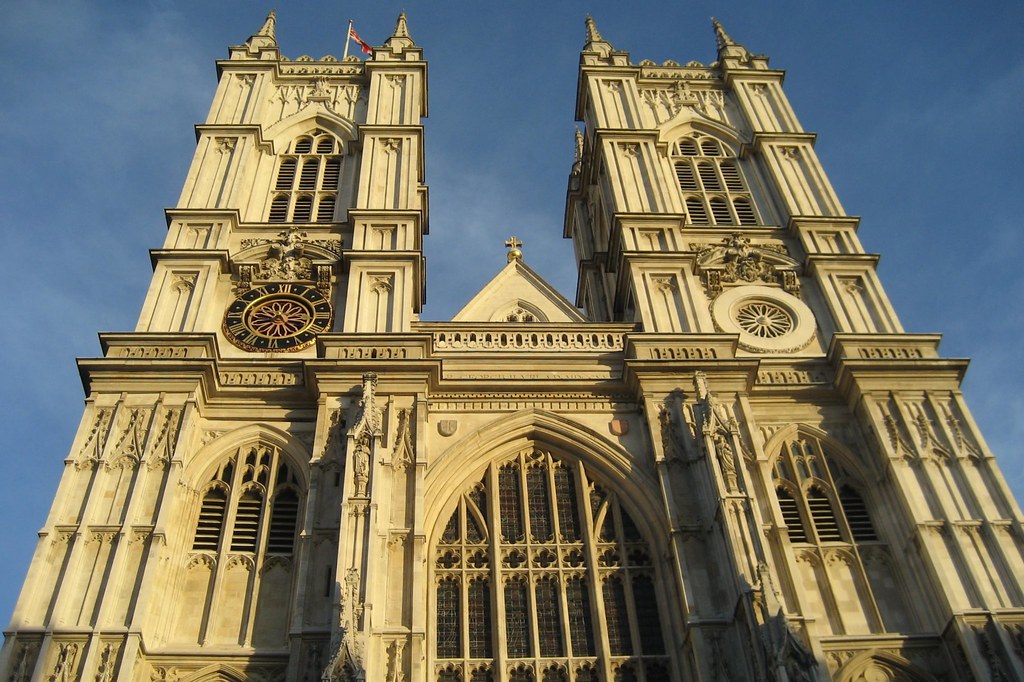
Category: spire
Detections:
[
  {"x1": 393, "y1": 11, "x2": 410, "y2": 38},
  {"x1": 710, "y1": 17, "x2": 734, "y2": 50},
  {"x1": 582, "y1": 16, "x2": 614, "y2": 57},
  {"x1": 710, "y1": 16, "x2": 753, "y2": 62},
  {"x1": 383, "y1": 11, "x2": 417, "y2": 51},
  {"x1": 245, "y1": 9, "x2": 278, "y2": 50}
]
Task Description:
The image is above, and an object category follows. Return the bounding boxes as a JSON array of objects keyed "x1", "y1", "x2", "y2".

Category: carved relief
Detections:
[
  {"x1": 214, "y1": 137, "x2": 236, "y2": 155},
  {"x1": 386, "y1": 637, "x2": 407, "y2": 682},
  {"x1": 694, "y1": 233, "x2": 799, "y2": 298},
  {"x1": 322, "y1": 408, "x2": 347, "y2": 462},
  {"x1": 49, "y1": 642, "x2": 79, "y2": 682},
  {"x1": 391, "y1": 408, "x2": 414, "y2": 469},
  {"x1": 94, "y1": 643, "x2": 117, "y2": 682},
  {"x1": 77, "y1": 408, "x2": 113, "y2": 469},
  {"x1": 694, "y1": 372, "x2": 743, "y2": 490},
  {"x1": 108, "y1": 407, "x2": 152, "y2": 470},
  {"x1": 8, "y1": 640, "x2": 39, "y2": 682}
]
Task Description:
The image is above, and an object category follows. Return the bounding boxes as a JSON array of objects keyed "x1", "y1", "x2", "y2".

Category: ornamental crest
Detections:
[{"x1": 693, "y1": 233, "x2": 800, "y2": 298}]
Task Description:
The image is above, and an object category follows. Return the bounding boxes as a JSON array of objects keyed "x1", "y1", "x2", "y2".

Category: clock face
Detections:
[{"x1": 223, "y1": 283, "x2": 333, "y2": 352}]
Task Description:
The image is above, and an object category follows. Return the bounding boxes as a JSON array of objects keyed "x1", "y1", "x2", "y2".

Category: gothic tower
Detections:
[{"x1": 3, "y1": 12, "x2": 1024, "y2": 682}]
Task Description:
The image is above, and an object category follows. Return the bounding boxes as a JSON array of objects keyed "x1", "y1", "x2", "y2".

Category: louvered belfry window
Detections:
[
  {"x1": 772, "y1": 435, "x2": 879, "y2": 546},
  {"x1": 673, "y1": 134, "x2": 759, "y2": 227},
  {"x1": 191, "y1": 445, "x2": 302, "y2": 558},
  {"x1": 434, "y1": 450, "x2": 671, "y2": 681},
  {"x1": 268, "y1": 129, "x2": 343, "y2": 223}
]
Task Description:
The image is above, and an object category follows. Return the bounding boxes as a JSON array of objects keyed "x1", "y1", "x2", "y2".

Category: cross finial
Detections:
[{"x1": 505, "y1": 236, "x2": 523, "y2": 262}]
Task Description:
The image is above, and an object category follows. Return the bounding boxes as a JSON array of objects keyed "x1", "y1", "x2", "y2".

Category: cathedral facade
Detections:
[{"x1": 3, "y1": 12, "x2": 1024, "y2": 682}]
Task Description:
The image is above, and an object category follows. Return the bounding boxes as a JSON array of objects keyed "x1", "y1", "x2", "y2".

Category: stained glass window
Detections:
[
  {"x1": 433, "y1": 450, "x2": 670, "y2": 680},
  {"x1": 632, "y1": 575, "x2": 665, "y2": 655},
  {"x1": 603, "y1": 576, "x2": 632, "y2": 656},
  {"x1": 566, "y1": 577, "x2": 595, "y2": 656},
  {"x1": 527, "y1": 467, "x2": 553, "y2": 542},
  {"x1": 499, "y1": 463, "x2": 524, "y2": 542},
  {"x1": 468, "y1": 578, "x2": 492, "y2": 658},
  {"x1": 437, "y1": 577, "x2": 461, "y2": 658},
  {"x1": 553, "y1": 466, "x2": 580, "y2": 541},
  {"x1": 505, "y1": 578, "x2": 531, "y2": 658},
  {"x1": 535, "y1": 578, "x2": 562, "y2": 657}
]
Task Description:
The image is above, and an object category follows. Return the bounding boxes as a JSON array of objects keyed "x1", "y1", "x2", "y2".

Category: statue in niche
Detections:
[{"x1": 352, "y1": 440, "x2": 369, "y2": 497}]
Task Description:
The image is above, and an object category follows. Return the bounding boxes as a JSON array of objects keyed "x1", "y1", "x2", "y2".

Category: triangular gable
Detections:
[{"x1": 452, "y1": 259, "x2": 586, "y2": 322}]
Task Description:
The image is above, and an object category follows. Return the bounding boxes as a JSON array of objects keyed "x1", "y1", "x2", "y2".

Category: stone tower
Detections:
[{"x1": 3, "y1": 12, "x2": 1024, "y2": 682}]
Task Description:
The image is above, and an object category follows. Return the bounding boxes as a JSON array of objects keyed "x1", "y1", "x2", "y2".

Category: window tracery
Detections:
[
  {"x1": 191, "y1": 444, "x2": 303, "y2": 558},
  {"x1": 268, "y1": 129, "x2": 342, "y2": 223},
  {"x1": 434, "y1": 450, "x2": 670, "y2": 681},
  {"x1": 673, "y1": 134, "x2": 758, "y2": 227},
  {"x1": 772, "y1": 435, "x2": 877, "y2": 546}
]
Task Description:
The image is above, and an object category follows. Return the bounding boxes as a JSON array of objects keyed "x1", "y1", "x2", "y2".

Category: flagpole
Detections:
[{"x1": 342, "y1": 19, "x2": 353, "y2": 61}]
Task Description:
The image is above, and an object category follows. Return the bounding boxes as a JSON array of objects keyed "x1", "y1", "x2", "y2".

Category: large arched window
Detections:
[
  {"x1": 673, "y1": 134, "x2": 758, "y2": 227},
  {"x1": 179, "y1": 443, "x2": 304, "y2": 647},
  {"x1": 768, "y1": 432, "x2": 916, "y2": 635},
  {"x1": 434, "y1": 449, "x2": 671, "y2": 682},
  {"x1": 268, "y1": 129, "x2": 342, "y2": 224}
]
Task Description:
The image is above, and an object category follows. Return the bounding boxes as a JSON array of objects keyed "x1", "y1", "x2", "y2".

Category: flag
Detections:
[{"x1": 350, "y1": 26, "x2": 374, "y2": 55}]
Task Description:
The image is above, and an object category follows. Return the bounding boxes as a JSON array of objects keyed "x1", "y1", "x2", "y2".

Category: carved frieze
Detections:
[{"x1": 694, "y1": 233, "x2": 800, "y2": 298}]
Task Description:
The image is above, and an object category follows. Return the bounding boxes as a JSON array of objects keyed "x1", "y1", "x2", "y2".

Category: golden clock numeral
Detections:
[{"x1": 228, "y1": 321, "x2": 248, "y2": 337}]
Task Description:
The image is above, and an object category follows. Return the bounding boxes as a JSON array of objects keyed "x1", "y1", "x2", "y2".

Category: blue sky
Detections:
[{"x1": 1, "y1": 2, "x2": 1022, "y2": 623}]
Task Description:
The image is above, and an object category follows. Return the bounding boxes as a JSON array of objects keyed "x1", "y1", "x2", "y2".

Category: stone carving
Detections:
[
  {"x1": 49, "y1": 642, "x2": 79, "y2": 682},
  {"x1": 322, "y1": 408, "x2": 348, "y2": 461},
  {"x1": 215, "y1": 137, "x2": 236, "y2": 154},
  {"x1": 695, "y1": 372, "x2": 742, "y2": 490},
  {"x1": 432, "y1": 329, "x2": 623, "y2": 351},
  {"x1": 145, "y1": 406, "x2": 181, "y2": 470},
  {"x1": 349, "y1": 373, "x2": 380, "y2": 498},
  {"x1": 386, "y1": 638, "x2": 406, "y2": 682},
  {"x1": 437, "y1": 419, "x2": 457, "y2": 437},
  {"x1": 756, "y1": 367, "x2": 831, "y2": 385},
  {"x1": 391, "y1": 409, "x2": 414, "y2": 469},
  {"x1": 9, "y1": 641, "x2": 38, "y2": 682},
  {"x1": 219, "y1": 371, "x2": 302, "y2": 386},
  {"x1": 879, "y1": 400, "x2": 915, "y2": 463},
  {"x1": 109, "y1": 407, "x2": 151, "y2": 469},
  {"x1": 77, "y1": 408, "x2": 113, "y2": 469},
  {"x1": 240, "y1": 235, "x2": 342, "y2": 258},
  {"x1": 94, "y1": 643, "x2": 116, "y2": 682},
  {"x1": 695, "y1": 233, "x2": 799, "y2": 298},
  {"x1": 259, "y1": 227, "x2": 312, "y2": 280},
  {"x1": 658, "y1": 403, "x2": 687, "y2": 463}
]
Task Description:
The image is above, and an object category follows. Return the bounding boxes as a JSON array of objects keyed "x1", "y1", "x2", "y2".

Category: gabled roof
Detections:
[{"x1": 452, "y1": 259, "x2": 586, "y2": 323}]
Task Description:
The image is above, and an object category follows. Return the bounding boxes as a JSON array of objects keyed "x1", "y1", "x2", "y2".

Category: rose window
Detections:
[{"x1": 735, "y1": 301, "x2": 793, "y2": 339}]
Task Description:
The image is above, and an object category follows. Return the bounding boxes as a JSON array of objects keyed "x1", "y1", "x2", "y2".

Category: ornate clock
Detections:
[{"x1": 223, "y1": 283, "x2": 333, "y2": 352}]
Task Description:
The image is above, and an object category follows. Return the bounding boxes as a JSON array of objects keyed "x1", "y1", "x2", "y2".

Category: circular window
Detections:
[
  {"x1": 735, "y1": 301, "x2": 793, "y2": 338},
  {"x1": 712, "y1": 285, "x2": 816, "y2": 353}
]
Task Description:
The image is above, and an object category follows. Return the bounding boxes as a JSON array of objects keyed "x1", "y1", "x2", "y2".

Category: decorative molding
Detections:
[
  {"x1": 432, "y1": 330, "x2": 623, "y2": 352},
  {"x1": 218, "y1": 371, "x2": 303, "y2": 386}
]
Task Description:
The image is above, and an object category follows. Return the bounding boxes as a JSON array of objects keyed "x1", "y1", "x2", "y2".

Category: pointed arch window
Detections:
[
  {"x1": 268, "y1": 129, "x2": 343, "y2": 223},
  {"x1": 434, "y1": 450, "x2": 671, "y2": 681},
  {"x1": 673, "y1": 133, "x2": 759, "y2": 227},
  {"x1": 771, "y1": 435, "x2": 879, "y2": 547},
  {"x1": 190, "y1": 444, "x2": 303, "y2": 557}
]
